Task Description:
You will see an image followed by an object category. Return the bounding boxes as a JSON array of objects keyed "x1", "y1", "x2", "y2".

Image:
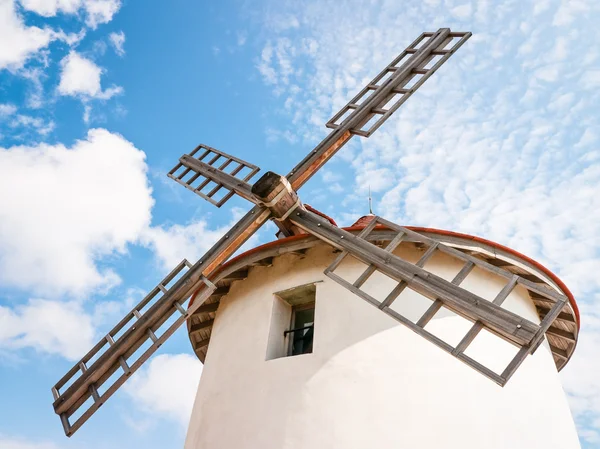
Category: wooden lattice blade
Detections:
[
  {"x1": 288, "y1": 210, "x2": 567, "y2": 385},
  {"x1": 168, "y1": 144, "x2": 261, "y2": 207},
  {"x1": 52, "y1": 205, "x2": 272, "y2": 436},
  {"x1": 325, "y1": 29, "x2": 470, "y2": 138},
  {"x1": 285, "y1": 28, "x2": 470, "y2": 191}
]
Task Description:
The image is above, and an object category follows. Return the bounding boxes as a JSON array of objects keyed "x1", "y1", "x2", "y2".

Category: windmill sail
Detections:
[{"x1": 289, "y1": 210, "x2": 568, "y2": 386}]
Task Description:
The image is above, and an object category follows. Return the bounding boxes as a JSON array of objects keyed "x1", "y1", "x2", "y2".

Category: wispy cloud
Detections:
[{"x1": 109, "y1": 30, "x2": 126, "y2": 57}]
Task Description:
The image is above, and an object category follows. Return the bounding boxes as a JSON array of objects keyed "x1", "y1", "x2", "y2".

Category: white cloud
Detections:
[
  {"x1": 552, "y1": 0, "x2": 590, "y2": 26},
  {"x1": 18, "y1": 0, "x2": 121, "y2": 29},
  {"x1": 0, "y1": 435, "x2": 61, "y2": 449},
  {"x1": 0, "y1": 0, "x2": 54, "y2": 71},
  {"x1": 125, "y1": 353, "x2": 202, "y2": 426},
  {"x1": 0, "y1": 128, "x2": 153, "y2": 296},
  {"x1": 581, "y1": 70, "x2": 600, "y2": 89},
  {"x1": 109, "y1": 30, "x2": 125, "y2": 57},
  {"x1": 0, "y1": 298, "x2": 95, "y2": 360},
  {"x1": 142, "y1": 220, "x2": 231, "y2": 270},
  {"x1": 0, "y1": 103, "x2": 17, "y2": 116},
  {"x1": 18, "y1": 0, "x2": 81, "y2": 16},
  {"x1": 83, "y1": 0, "x2": 121, "y2": 28},
  {"x1": 58, "y1": 51, "x2": 123, "y2": 100},
  {"x1": 142, "y1": 207, "x2": 259, "y2": 270},
  {"x1": 450, "y1": 3, "x2": 472, "y2": 19}
]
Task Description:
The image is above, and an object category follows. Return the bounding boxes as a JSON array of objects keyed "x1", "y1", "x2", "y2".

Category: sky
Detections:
[{"x1": 0, "y1": 0, "x2": 599, "y2": 448}]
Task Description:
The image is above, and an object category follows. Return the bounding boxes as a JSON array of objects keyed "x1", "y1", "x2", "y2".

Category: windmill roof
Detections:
[{"x1": 187, "y1": 213, "x2": 579, "y2": 371}]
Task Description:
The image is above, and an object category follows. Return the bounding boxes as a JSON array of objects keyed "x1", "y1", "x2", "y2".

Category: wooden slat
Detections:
[
  {"x1": 499, "y1": 345, "x2": 530, "y2": 383},
  {"x1": 549, "y1": 344, "x2": 569, "y2": 360},
  {"x1": 539, "y1": 309, "x2": 575, "y2": 324},
  {"x1": 250, "y1": 257, "x2": 274, "y2": 267},
  {"x1": 191, "y1": 302, "x2": 220, "y2": 315},
  {"x1": 221, "y1": 270, "x2": 248, "y2": 282},
  {"x1": 210, "y1": 286, "x2": 230, "y2": 298},
  {"x1": 194, "y1": 338, "x2": 210, "y2": 349},
  {"x1": 189, "y1": 319, "x2": 215, "y2": 335},
  {"x1": 546, "y1": 326, "x2": 576, "y2": 341}
]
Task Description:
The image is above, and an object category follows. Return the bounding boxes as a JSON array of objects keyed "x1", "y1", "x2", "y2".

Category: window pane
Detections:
[{"x1": 291, "y1": 306, "x2": 314, "y2": 356}]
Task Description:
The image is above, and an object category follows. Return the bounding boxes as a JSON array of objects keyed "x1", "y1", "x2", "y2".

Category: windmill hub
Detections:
[{"x1": 251, "y1": 171, "x2": 302, "y2": 222}]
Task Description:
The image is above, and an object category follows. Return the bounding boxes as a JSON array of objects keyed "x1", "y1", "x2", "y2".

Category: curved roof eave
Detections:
[
  {"x1": 187, "y1": 223, "x2": 579, "y2": 371},
  {"x1": 196, "y1": 224, "x2": 579, "y2": 327}
]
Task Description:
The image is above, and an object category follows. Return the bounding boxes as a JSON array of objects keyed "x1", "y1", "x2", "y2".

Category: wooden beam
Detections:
[
  {"x1": 549, "y1": 344, "x2": 569, "y2": 360},
  {"x1": 531, "y1": 293, "x2": 555, "y2": 304},
  {"x1": 221, "y1": 270, "x2": 248, "y2": 282},
  {"x1": 485, "y1": 258, "x2": 513, "y2": 268},
  {"x1": 194, "y1": 338, "x2": 210, "y2": 349},
  {"x1": 191, "y1": 302, "x2": 220, "y2": 315},
  {"x1": 519, "y1": 273, "x2": 545, "y2": 283},
  {"x1": 539, "y1": 309, "x2": 575, "y2": 323},
  {"x1": 189, "y1": 319, "x2": 215, "y2": 335},
  {"x1": 250, "y1": 257, "x2": 274, "y2": 267},
  {"x1": 546, "y1": 326, "x2": 576, "y2": 341},
  {"x1": 210, "y1": 286, "x2": 230, "y2": 298}
]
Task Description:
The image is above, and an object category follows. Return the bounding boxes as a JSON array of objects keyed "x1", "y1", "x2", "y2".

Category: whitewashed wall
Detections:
[{"x1": 185, "y1": 243, "x2": 581, "y2": 449}]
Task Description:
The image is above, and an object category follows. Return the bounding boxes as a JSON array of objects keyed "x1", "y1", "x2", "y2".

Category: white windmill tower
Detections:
[{"x1": 52, "y1": 29, "x2": 581, "y2": 449}]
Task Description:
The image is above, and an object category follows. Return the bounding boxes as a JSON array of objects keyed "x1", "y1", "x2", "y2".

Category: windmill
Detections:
[{"x1": 52, "y1": 28, "x2": 580, "y2": 448}]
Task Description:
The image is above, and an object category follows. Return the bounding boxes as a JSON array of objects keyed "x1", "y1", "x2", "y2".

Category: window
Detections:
[
  {"x1": 266, "y1": 282, "x2": 318, "y2": 360},
  {"x1": 286, "y1": 303, "x2": 315, "y2": 356}
]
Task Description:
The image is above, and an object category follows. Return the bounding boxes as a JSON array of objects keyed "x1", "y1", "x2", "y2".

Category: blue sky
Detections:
[{"x1": 1, "y1": 0, "x2": 599, "y2": 448}]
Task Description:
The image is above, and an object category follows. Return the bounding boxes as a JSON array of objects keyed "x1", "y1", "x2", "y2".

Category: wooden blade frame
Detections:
[
  {"x1": 52, "y1": 28, "x2": 472, "y2": 437},
  {"x1": 326, "y1": 29, "x2": 471, "y2": 137},
  {"x1": 288, "y1": 211, "x2": 568, "y2": 386},
  {"x1": 168, "y1": 144, "x2": 260, "y2": 207},
  {"x1": 53, "y1": 260, "x2": 216, "y2": 436}
]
